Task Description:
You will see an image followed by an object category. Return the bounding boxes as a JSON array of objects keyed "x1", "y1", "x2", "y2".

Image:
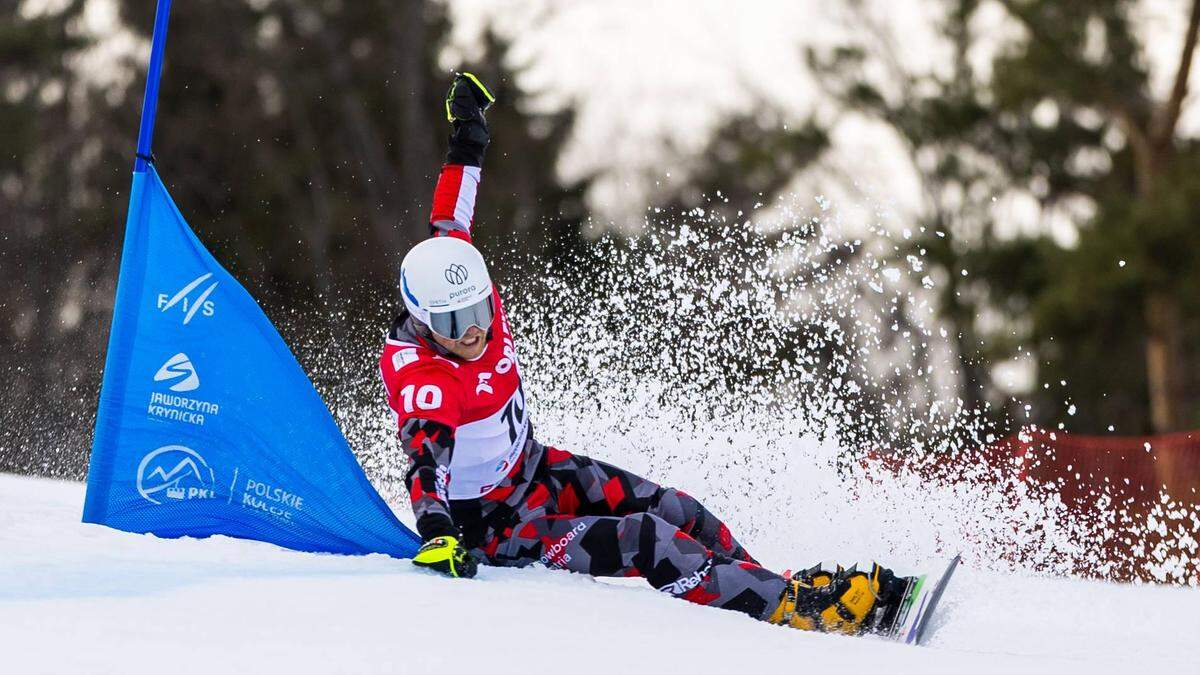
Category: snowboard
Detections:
[{"x1": 882, "y1": 554, "x2": 961, "y2": 646}]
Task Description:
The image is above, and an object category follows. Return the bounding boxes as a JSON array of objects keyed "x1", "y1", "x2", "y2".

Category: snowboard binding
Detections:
[
  {"x1": 769, "y1": 562, "x2": 910, "y2": 635},
  {"x1": 769, "y1": 556, "x2": 961, "y2": 645}
]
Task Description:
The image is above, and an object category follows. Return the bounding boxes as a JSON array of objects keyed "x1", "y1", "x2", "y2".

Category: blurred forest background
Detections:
[{"x1": 3, "y1": 0, "x2": 1200, "y2": 477}]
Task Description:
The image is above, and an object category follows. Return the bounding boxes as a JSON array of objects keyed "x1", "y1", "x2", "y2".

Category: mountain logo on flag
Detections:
[{"x1": 136, "y1": 445, "x2": 217, "y2": 504}]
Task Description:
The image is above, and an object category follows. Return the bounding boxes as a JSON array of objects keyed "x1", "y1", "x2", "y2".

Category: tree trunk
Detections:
[
  {"x1": 390, "y1": 0, "x2": 437, "y2": 248},
  {"x1": 1139, "y1": 0, "x2": 1199, "y2": 433},
  {"x1": 286, "y1": 2, "x2": 403, "y2": 277},
  {"x1": 1144, "y1": 291, "x2": 1187, "y2": 431}
]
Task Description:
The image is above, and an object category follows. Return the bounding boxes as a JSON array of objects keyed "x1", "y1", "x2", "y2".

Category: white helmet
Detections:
[{"x1": 399, "y1": 236, "x2": 495, "y2": 340}]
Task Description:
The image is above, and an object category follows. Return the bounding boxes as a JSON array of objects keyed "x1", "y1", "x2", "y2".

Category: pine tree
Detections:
[
  {"x1": 0, "y1": 1, "x2": 588, "y2": 476},
  {"x1": 813, "y1": 0, "x2": 1200, "y2": 434}
]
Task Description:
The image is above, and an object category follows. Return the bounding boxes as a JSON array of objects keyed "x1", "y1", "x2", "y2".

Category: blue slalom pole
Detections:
[{"x1": 133, "y1": 0, "x2": 173, "y2": 173}]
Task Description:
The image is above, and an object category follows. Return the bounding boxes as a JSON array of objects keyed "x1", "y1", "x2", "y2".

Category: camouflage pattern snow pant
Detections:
[{"x1": 449, "y1": 441, "x2": 790, "y2": 621}]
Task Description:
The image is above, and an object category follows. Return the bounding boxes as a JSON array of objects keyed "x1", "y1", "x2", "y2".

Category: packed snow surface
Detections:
[
  {"x1": 6, "y1": 206, "x2": 1197, "y2": 671},
  {"x1": 1, "y1": 474, "x2": 1195, "y2": 675}
]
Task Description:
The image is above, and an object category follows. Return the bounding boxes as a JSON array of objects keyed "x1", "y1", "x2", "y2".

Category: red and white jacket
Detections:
[{"x1": 379, "y1": 165, "x2": 530, "y2": 536}]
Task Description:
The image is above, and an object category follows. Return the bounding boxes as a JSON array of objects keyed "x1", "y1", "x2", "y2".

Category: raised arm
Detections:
[
  {"x1": 390, "y1": 73, "x2": 496, "y2": 579},
  {"x1": 430, "y1": 73, "x2": 495, "y2": 241}
]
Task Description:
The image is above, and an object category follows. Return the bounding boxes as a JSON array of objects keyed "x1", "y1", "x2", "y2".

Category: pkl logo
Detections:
[
  {"x1": 136, "y1": 445, "x2": 217, "y2": 504},
  {"x1": 157, "y1": 273, "x2": 217, "y2": 324}
]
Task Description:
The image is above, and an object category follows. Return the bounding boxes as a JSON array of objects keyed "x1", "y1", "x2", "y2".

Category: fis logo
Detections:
[
  {"x1": 157, "y1": 273, "x2": 217, "y2": 324},
  {"x1": 154, "y1": 352, "x2": 200, "y2": 392}
]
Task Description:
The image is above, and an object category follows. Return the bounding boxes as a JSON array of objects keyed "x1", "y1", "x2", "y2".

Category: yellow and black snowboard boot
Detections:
[{"x1": 767, "y1": 562, "x2": 910, "y2": 635}]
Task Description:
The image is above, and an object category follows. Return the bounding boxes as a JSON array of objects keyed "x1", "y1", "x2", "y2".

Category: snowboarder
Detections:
[{"x1": 379, "y1": 73, "x2": 915, "y2": 636}]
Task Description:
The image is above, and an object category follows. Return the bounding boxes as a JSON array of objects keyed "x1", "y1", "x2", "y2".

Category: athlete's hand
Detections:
[
  {"x1": 444, "y1": 72, "x2": 495, "y2": 167},
  {"x1": 445, "y1": 72, "x2": 495, "y2": 123},
  {"x1": 412, "y1": 535, "x2": 479, "y2": 578}
]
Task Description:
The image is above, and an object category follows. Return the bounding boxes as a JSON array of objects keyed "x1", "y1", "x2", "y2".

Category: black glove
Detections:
[{"x1": 444, "y1": 72, "x2": 496, "y2": 167}]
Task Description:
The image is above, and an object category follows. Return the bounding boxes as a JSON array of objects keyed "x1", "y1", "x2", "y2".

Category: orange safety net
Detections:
[
  {"x1": 996, "y1": 428, "x2": 1200, "y2": 507},
  {"x1": 993, "y1": 428, "x2": 1198, "y2": 583},
  {"x1": 863, "y1": 428, "x2": 1199, "y2": 585}
]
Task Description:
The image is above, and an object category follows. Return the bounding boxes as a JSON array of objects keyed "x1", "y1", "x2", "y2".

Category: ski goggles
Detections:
[{"x1": 428, "y1": 295, "x2": 495, "y2": 341}]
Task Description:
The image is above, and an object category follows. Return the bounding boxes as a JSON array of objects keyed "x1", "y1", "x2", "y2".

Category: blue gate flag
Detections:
[{"x1": 83, "y1": 165, "x2": 420, "y2": 558}]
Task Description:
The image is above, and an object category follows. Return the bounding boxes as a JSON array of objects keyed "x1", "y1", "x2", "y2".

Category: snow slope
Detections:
[{"x1": 1, "y1": 474, "x2": 1195, "y2": 675}]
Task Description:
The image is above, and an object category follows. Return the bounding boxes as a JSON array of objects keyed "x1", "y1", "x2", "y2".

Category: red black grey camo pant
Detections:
[{"x1": 449, "y1": 440, "x2": 790, "y2": 621}]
